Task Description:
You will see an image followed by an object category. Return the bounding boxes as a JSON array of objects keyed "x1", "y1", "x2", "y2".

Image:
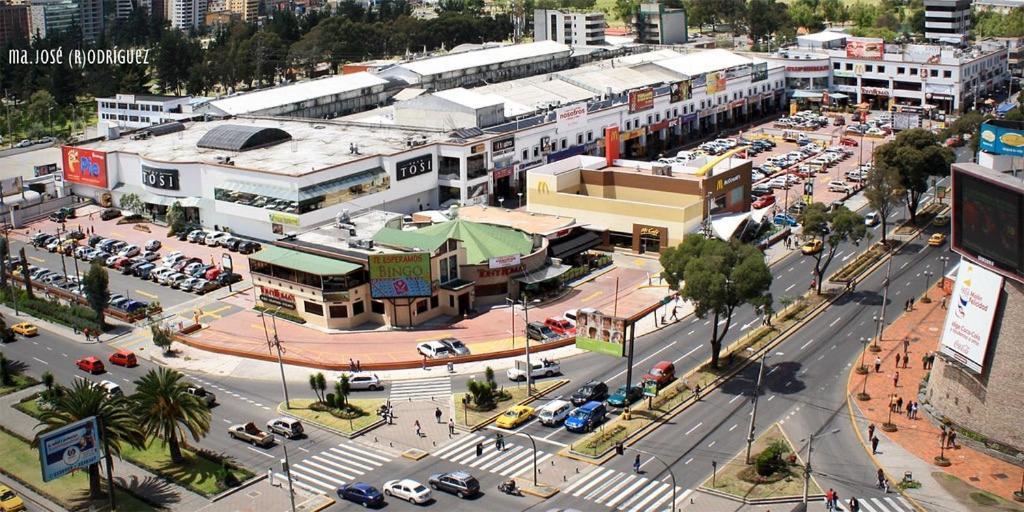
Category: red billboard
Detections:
[
  {"x1": 605, "y1": 126, "x2": 620, "y2": 166},
  {"x1": 628, "y1": 88, "x2": 654, "y2": 113},
  {"x1": 846, "y1": 39, "x2": 884, "y2": 60},
  {"x1": 62, "y1": 146, "x2": 108, "y2": 188}
]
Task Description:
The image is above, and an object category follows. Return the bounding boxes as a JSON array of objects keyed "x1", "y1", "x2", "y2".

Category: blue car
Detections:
[
  {"x1": 337, "y1": 482, "x2": 384, "y2": 507},
  {"x1": 773, "y1": 214, "x2": 799, "y2": 227},
  {"x1": 564, "y1": 401, "x2": 607, "y2": 433}
]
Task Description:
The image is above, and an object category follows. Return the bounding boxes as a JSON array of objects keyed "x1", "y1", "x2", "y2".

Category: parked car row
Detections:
[
  {"x1": 775, "y1": 111, "x2": 830, "y2": 130},
  {"x1": 182, "y1": 229, "x2": 261, "y2": 254}
]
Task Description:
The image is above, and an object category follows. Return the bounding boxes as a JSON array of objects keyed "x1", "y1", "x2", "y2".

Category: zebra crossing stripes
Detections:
[
  {"x1": 433, "y1": 433, "x2": 553, "y2": 478},
  {"x1": 389, "y1": 376, "x2": 452, "y2": 401},
  {"x1": 835, "y1": 496, "x2": 915, "y2": 512},
  {"x1": 273, "y1": 441, "x2": 392, "y2": 495},
  {"x1": 562, "y1": 466, "x2": 686, "y2": 512}
]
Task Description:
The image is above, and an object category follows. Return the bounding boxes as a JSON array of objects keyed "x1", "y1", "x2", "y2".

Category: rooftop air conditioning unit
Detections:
[{"x1": 652, "y1": 164, "x2": 672, "y2": 176}]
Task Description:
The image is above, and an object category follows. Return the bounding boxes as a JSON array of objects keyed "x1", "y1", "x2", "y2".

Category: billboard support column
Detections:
[
  {"x1": 625, "y1": 322, "x2": 636, "y2": 402},
  {"x1": 99, "y1": 417, "x2": 116, "y2": 511}
]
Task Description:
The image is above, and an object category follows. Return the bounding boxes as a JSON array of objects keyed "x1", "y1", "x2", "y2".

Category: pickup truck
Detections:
[
  {"x1": 186, "y1": 386, "x2": 217, "y2": 407},
  {"x1": 228, "y1": 422, "x2": 275, "y2": 447},
  {"x1": 506, "y1": 359, "x2": 561, "y2": 382}
]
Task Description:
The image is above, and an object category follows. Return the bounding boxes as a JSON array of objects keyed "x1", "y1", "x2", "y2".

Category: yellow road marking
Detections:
[
  {"x1": 580, "y1": 291, "x2": 603, "y2": 303},
  {"x1": 29, "y1": 256, "x2": 45, "y2": 263},
  {"x1": 111, "y1": 232, "x2": 124, "y2": 237},
  {"x1": 135, "y1": 290, "x2": 158, "y2": 300},
  {"x1": 251, "y1": 323, "x2": 266, "y2": 331},
  {"x1": 633, "y1": 258, "x2": 645, "y2": 266}
]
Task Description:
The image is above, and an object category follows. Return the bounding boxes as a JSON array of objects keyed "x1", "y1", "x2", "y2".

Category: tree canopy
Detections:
[
  {"x1": 873, "y1": 129, "x2": 955, "y2": 224},
  {"x1": 863, "y1": 165, "x2": 903, "y2": 244},
  {"x1": 83, "y1": 260, "x2": 110, "y2": 328},
  {"x1": 659, "y1": 236, "x2": 772, "y2": 368},
  {"x1": 799, "y1": 203, "x2": 869, "y2": 294}
]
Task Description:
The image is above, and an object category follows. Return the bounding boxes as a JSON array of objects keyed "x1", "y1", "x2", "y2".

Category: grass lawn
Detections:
[
  {"x1": 701, "y1": 423, "x2": 820, "y2": 500},
  {"x1": 932, "y1": 472, "x2": 1024, "y2": 512},
  {"x1": 282, "y1": 398, "x2": 386, "y2": 435},
  {"x1": 13, "y1": 395, "x2": 43, "y2": 418},
  {"x1": 0, "y1": 427, "x2": 161, "y2": 511},
  {"x1": 120, "y1": 440, "x2": 252, "y2": 497},
  {"x1": 453, "y1": 379, "x2": 565, "y2": 429},
  {"x1": 0, "y1": 374, "x2": 38, "y2": 397}
]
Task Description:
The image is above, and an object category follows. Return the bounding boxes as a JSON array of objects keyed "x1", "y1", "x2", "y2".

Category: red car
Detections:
[
  {"x1": 76, "y1": 356, "x2": 105, "y2": 374},
  {"x1": 544, "y1": 317, "x2": 575, "y2": 335},
  {"x1": 752, "y1": 195, "x2": 776, "y2": 209},
  {"x1": 839, "y1": 137, "x2": 858, "y2": 147},
  {"x1": 108, "y1": 349, "x2": 138, "y2": 367},
  {"x1": 643, "y1": 361, "x2": 675, "y2": 388}
]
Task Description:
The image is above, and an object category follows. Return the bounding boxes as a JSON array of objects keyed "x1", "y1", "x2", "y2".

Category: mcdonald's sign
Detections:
[
  {"x1": 537, "y1": 181, "x2": 550, "y2": 194},
  {"x1": 605, "y1": 126, "x2": 621, "y2": 166}
]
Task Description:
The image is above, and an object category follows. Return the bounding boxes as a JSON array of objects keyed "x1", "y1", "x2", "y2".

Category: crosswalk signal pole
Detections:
[{"x1": 281, "y1": 445, "x2": 297, "y2": 512}]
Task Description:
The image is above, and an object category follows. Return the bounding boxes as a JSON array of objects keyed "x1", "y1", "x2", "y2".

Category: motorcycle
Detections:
[{"x1": 498, "y1": 480, "x2": 521, "y2": 496}]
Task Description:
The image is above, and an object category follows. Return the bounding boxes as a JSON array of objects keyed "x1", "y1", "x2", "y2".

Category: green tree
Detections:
[
  {"x1": 335, "y1": 375, "x2": 350, "y2": 409},
  {"x1": 82, "y1": 260, "x2": 110, "y2": 329},
  {"x1": 788, "y1": 2, "x2": 823, "y2": 31},
  {"x1": 820, "y1": 0, "x2": 847, "y2": 24},
  {"x1": 118, "y1": 192, "x2": 143, "y2": 215},
  {"x1": 151, "y1": 324, "x2": 174, "y2": 354},
  {"x1": 873, "y1": 129, "x2": 955, "y2": 224},
  {"x1": 26, "y1": 90, "x2": 57, "y2": 129},
  {"x1": 849, "y1": 1, "x2": 878, "y2": 28},
  {"x1": 613, "y1": 0, "x2": 637, "y2": 25},
  {"x1": 863, "y1": 166, "x2": 903, "y2": 244},
  {"x1": 466, "y1": 378, "x2": 495, "y2": 409},
  {"x1": 165, "y1": 201, "x2": 186, "y2": 236},
  {"x1": 32, "y1": 379, "x2": 144, "y2": 499},
  {"x1": 0, "y1": 237, "x2": 8, "y2": 288},
  {"x1": 309, "y1": 372, "x2": 326, "y2": 403},
  {"x1": 659, "y1": 236, "x2": 773, "y2": 368},
  {"x1": 484, "y1": 366, "x2": 496, "y2": 390},
  {"x1": 748, "y1": 0, "x2": 791, "y2": 44},
  {"x1": 41, "y1": 370, "x2": 54, "y2": 391},
  {"x1": 0, "y1": 351, "x2": 11, "y2": 386},
  {"x1": 799, "y1": 203, "x2": 869, "y2": 294},
  {"x1": 133, "y1": 367, "x2": 212, "y2": 463},
  {"x1": 0, "y1": 316, "x2": 13, "y2": 344}
]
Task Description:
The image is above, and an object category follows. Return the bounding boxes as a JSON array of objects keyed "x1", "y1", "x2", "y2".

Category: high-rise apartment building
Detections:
[{"x1": 533, "y1": 9, "x2": 605, "y2": 46}]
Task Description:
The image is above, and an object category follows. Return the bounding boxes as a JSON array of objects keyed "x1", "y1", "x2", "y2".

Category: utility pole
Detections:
[
  {"x1": 802, "y1": 433, "x2": 813, "y2": 504},
  {"x1": 281, "y1": 444, "x2": 297, "y2": 512},
  {"x1": 875, "y1": 247, "x2": 894, "y2": 349},
  {"x1": 746, "y1": 350, "x2": 768, "y2": 464},
  {"x1": 260, "y1": 307, "x2": 291, "y2": 409}
]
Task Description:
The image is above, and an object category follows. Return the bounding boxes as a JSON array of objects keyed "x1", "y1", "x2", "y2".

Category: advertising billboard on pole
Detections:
[
  {"x1": 574, "y1": 310, "x2": 628, "y2": 356},
  {"x1": 939, "y1": 262, "x2": 1003, "y2": 374},
  {"x1": 38, "y1": 416, "x2": 103, "y2": 482},
  {"x1": 369, "y1": 252, "x2": 432, "y2": 298}
]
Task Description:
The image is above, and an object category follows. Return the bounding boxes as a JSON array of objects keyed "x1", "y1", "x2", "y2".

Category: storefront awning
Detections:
[
  {"x1": 177, "y1": 197, "x2": 203, "y2": 208},
  {"x1": 830, "y1": 92, "x2": 850, "y2": 99},
  {"x1": 549, "y1": 230, "x2": 602, "y2": 259},
  {"x1": 792, "y1": 90, "x2": 823, "y2": 99},
  {"x1": 515, "y1": 263, "x2": 573, "y2": 284},
  {"x1": 709, "y1": 212, "x2": 751, "y2": 241},
  {"x1": 220, "y1": 180, "x2": 294, "y2": 200}
]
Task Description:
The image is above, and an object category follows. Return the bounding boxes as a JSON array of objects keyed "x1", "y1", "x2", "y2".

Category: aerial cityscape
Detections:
[{"x1": 0, "y1": 0, "x2": 1022, "y2": 510}]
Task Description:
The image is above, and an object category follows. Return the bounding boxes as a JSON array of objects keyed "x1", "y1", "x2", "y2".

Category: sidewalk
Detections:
[
  {"x1": 0, "y1": 384, "x2": 209, "y2": 511},
  {"x1": 196, "y1": 477, "x2": 331, "y2": 512},
  {"x1": 846, "y1": 284, "x2": 1024, "y2": 509}
]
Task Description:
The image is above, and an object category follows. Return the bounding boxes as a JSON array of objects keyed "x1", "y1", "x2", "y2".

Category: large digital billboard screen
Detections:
[
  {"x1": 368, "y1": 252, "x2": 432, "y2": 298},
  {"x1": 62, "y1": 146, "x2": 108, "y2": 188},
  {"x1": 951, "y1": 164, "x2": 1024, "y2": 283}
]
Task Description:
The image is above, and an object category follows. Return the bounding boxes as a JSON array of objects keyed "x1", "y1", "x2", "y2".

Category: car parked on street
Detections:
[
  {"x1": 76, "y1": 356, "x2": 105, "y2": 374},
  {"x1": 428, "y1": 471, "x2": 480, "y2": 499},
  {"x1": 383, "y1": 479, "x2": 432, "y2": 505}
]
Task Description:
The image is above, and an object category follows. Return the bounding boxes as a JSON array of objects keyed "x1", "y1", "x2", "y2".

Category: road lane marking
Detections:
[
  {"x1": 785, "y1": 283, "x2": 796, "y2": 291},
  {"x1": 767, "y1": 395, "x2": 776, "y2": 401},
  {"x1": 579, "y1": 291, "x2": 603, "y2": 303},
  {"x1": 32, "y1": 357, "x2": 48, "y2": 365},
  {"x1": 29, "y1": 256, "x2": 45, "y2": 263},
  {"x1": 135, "y1": 290, "x2": 158, "y2": 299},
  {"x1": 800, "y1": 339, "x2": 814, "y2": 350},
  {"x1": 787, "y1": 267, "x2": 794, "y2": 272},
  {"x1": 684, "y1": 422, "x2": 702, "y2": 435},
  {"x1": 707, "y1": 440, "x2": 716, "y2": 448},
  {"x1": 729, "y1": 395, "x2": 741, "y2": 404},
  {"x1": 828, "y1": 317, "x2": 841, "y2": 327},
  {"x1": 684, "y1": 457, "x2": 694, "y2": 465},
  {"x1": 729, "y1": 424, "x2": 738, "y2": 432},
  {"x1": 900, "y1": 261, "x2": 909, "y2": 269},
  {"x1": 674, "y1": 345, "x2": 700, "y2": 363},
  {"x1": 222, "y1": 419, "x2": 231, "y2": 424},
  {"x1": 245, "y1": 446, "x2": 275, "y2": 459},
  {"x1": 687, "y1": 330, "x2": 695, "y2": 336}
]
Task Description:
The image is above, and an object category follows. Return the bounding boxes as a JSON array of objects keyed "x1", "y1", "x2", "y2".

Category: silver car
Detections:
[{"x1": 346, "y1": 373, "x2": 384, "y2": 391}]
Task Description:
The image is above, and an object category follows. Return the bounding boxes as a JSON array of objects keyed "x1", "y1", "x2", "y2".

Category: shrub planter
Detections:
[
  {"x1": 855, "y1": 366, "x2": 868, "y2": 375},
  {"x1": 933, "y1": 456, "x2": 951, "y2": 467},
  {"x1": 869, "y1": 344, "x2": 882, "y2": 353},
  {"x1": 1013, "y1": 490, "x2": 1023, "y2": 502},
  {"x1": 856, "y1": 392, "x2": 871, "y2": 401},
  {"x1": 881, "y1": 422, "x2": 898, "y2": 432}
]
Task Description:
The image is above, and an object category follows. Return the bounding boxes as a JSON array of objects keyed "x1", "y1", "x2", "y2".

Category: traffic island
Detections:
[
  {"x1": 453, "y1": 379, "x2": 566, "y2": 431},
  {"x1": 698, "y1": 423, "x2": 823, "y2": 504},
  {"x1": 278, "y1": 398, "x2": 386, "y2": 438},
  {"x1": 514, "y1": 477, "x2": 559, "y2": 499}
]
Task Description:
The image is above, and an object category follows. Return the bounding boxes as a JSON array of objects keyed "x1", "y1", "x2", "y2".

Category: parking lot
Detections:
[{"x1": 12, "y1": 204, "x2": 255, "y2": 312}]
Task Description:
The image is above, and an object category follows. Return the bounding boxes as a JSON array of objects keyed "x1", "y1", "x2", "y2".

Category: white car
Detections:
[
  {"x1": 144, "y1": 239, "x2": 162, "y2": 251},
  {"x1": 346, "y1": 373, "x2": 384, "y2": 391},
  {"x1": 161, "y1": 251, "x2": 185, "y2": 267},
  {"x1": 383, "y1": 479, "x2": 432, "y2": 504},
  {"x1": 204, "y1": 232, "x2": 231, "y2": 246},
  {"x1": 864, "y1": 212, "x2": 880, "y2": 226},
  {"x1": 118, "y1": 244, "x2": 140, "y2": 257},
  {"x1": 416, "y1": 341, "x2": 450, "y2": 359}
]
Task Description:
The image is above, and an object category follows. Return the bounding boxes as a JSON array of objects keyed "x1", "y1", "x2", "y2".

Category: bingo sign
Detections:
[
  {"x1": 38, "y1": 417, "x2": 103, "y2": 482},
  {"x1": 61, "y1": 146, "x2": 108, "y2": 188},
  {"x1": 369, "y1": 252, "x2": 432, "y2": 298}
]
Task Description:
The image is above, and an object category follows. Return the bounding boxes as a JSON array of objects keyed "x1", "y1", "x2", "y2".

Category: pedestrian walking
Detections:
[
  {"x1": 909, "y1": 297, "x2": 915, "y2": 310},
  {"x1": 349, "y1": 358, "x2": 355, "y2": 372},
  {"x1": 874, "y1": 356, "x2": 882, "y2": 373},
  {"x1": 497, "y1": 433, "x2": 505, "y2": 451},
  {"x1": 896, "y1": 396, "x2": 903, "y2": 413},
  {"x1": 356, "y1": 360, "x2": 361, "y2": 372},
  {"x1": 448, "y1": 418, "x2": 455, "y2": 437},
  {"x1": 904, "y1": 299, "x2": 910, "y2": 311},
  {"x1": 692, "y1": 384, "x2": 701, "y2": 401},
  {"x1": 867, "y1": 423, "x2": 875, "y2": 441},
  {"x1": 902, "y1": 355, "x2": 909, "y2": 368},
  {"x1": 895, "y1": 353, "x2": 901, "y2": 368},
  {"x1": 940, "y1": 426, "x2": 948, "y2": 448},
  {"x1": 268, "y1": 467, "x2": 275, "y2": 486},
  {"x1": 849, "y1": 497, "x2": 860, "y2": 512},
  {"x1": 826, "y1": 489, "x2": 835, "y2": 511},
  {"x1": 877, "y1": 468, "x2": 886, "y2": 489},
  {"x1": 941, "y1": 295, "x2": 947, "y2": 309},
  {"x1": 435, "y1": 407, "x2": 443, "y2": 424},
  {"x1": 906, "y1": 401, "x2": 914, "y2": 419},
  {"x1": 476, "y1": 442, "x2": 484, "y2": 457},
  {"x1": 922, "y1": 352, "x2": 930, "y2": 369},
  {"x1": 893, "y1": 371, "x2": 900, "y2": 388},
  {"x1": 912, "y1": 402, "x2": 919, "y2": 419},
  {"x1": 871, "y1": 435, "x2": 879, "y2": 454},
  {"x1": 832, "y1": 490, "x2": 840, "y2": 511},
  {"x1": 633, "y1": 454, "x2": 641, "y2": 473},
  {"x1": 422, "y1": 355, "x2": 427, "y2": 370},
  {"x1": 671, "y1": 306, "x2": 679, "y2": 321},
  {"x1": 903, "y1": 337, "x2": 910, "y2": 354},
  {"x1": 948, "y1": 430, "x2": 957, "y2": 448},
  {"x1": 414, "y1": 420, "x2": 422, "y2": 437}
]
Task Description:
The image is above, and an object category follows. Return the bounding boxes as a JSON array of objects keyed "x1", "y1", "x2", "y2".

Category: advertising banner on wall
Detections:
[
  {"x1": 846, "y1": 39, "x2": 884, "y2": 60},
  {"x1": 575, "y1": 310, "x2": 628, "y2": 357},
  {"x1": 903, "y1": 44, "x2": 942, "y2": 64},
  {"x1": 488, "y1": 254, "x2": 521, "y2": 269},
  {"x1": 141, "y1": 164, "x2": 180, "y2": 190},
  {"x1": 61, "y1": 146, "x2": 108, "y2": 188},
  {"x1": 556, "y1": 104, "x2": 588, "y2": 132},
  {"x1": 369, "y1": 252, "x2": 432, "y2": 298},
  {"x1": 396, "y1": 154, "x2": 433, "y2": 181},
  {"x1": 706, "y1": 72, "x2": 722, "y2": 94},
  {"x1": 38, "y1": 417, "x2": 102, "y2": 482},
  {"x1": 628, "y1": 88, "x2": 655, "y2": 113},
  {"x1": 259, "y1": 286, "x2": 296, "y2": 309},
  {"x1": 604, "y1": 126, "x2": 620, "y2": 166},
  {"x1": 751, "y1": 62, "x2": 768, "y2": 82},
  {"x1": 979, "y1": 121, "x2": 1024, "y2": 157},
  {"x1": 670, "y1": 80, "x2": 691, "y2": 103},
  {"x1": 940, "y1": 262, "x2": 1003, "y2": 374}
]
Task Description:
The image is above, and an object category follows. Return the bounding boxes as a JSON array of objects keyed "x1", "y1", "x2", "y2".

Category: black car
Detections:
[
  {"x1": 428, "y1": 471, "x2": 480, "y2": 499},
  {"x1": 100, "y1": 208, "x2": 121, "y2": 221},
  {"x1": 217, "y1": 272, "x2": 243, "y2": 285},
  {"x1": 237, "y1": 241, "x2": 261, "y2": 254},
  {"x1": 336, "y1": 482, "x2": 385, "y2": 507},
  {"x1": 87, "y1": 235, "x2": 104, "y2": 247},
  {"x1": 571, "y1": 380, "x2": 609, "y2": 406},
  {"x1": 751, "y1": 185, "x2": 773, "y2": 197}
]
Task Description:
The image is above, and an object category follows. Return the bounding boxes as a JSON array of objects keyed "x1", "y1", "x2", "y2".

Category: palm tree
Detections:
[
  {"x1": 309, "y1": 372, "x2": 326, "y2": 404},
  {"x1": 32, "y1": 379, "x2": 143, "y2": 499},
  {"x1": 335, "y1": 375, "x2": 350, "y2": 409},
  {"x1": 133, "y1": 367, "x2": 211, "y2": 464}
]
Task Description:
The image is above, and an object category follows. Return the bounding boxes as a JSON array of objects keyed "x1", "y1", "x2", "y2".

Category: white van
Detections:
[
  {"x1": 99, "y1": 380, "x2": 123, "y2": 397},
  {"x1": 536, "y1": 399, "x2": 573, "y2": 426}
]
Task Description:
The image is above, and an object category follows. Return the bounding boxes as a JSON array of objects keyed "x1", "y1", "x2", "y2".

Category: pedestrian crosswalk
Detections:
[
  {"x1": 834, "y1": 496, "x2": 915, "y2": 512},
  {"x1": 389, "y1": 376, "x2": 452, "y2": 401},
  {"x1": 432, "y1": 433, "x2": 554, "y2": 478},
  {"x1": 561, "y1": 465, "x2": 689, "y2": 512},
  {"x1": 274, "y1": 441, "x2": 392, "y2": 495}
]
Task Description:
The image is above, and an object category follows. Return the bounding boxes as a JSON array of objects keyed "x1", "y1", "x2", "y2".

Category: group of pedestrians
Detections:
[
  {"x1": 940, "y1": 425, "x2": 958, "y2": 449},
  {"x1": 889, "y1": 396, "x2": 919, "y2": 418},
  {"x1": 824, "y1": 488, "x2": 861, "y2": 511}
]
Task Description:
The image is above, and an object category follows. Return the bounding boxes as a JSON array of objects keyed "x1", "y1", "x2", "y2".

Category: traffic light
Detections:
[{"x1": 615, "y1": 442, "x2": 624, "y2": 456}]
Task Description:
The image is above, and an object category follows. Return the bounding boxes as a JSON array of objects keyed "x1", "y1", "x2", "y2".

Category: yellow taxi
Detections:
[
  {"x1": 10, "y1": 322, "x2": 37, "y2": 337},
  {"x1": 0, "y1": 485, "x2": 25, "y2": 512},
  {"x1": 801, "y1": 239, "x2": 823, "y2": 255},
  {"x1": 928, "y1": 233, "x2": 947, "y2": 246},
  {"x1": 495, "y1": 405, "x2": 535, "y2": 429}
]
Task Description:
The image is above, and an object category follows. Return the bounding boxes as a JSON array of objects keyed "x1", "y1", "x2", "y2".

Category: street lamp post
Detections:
[
  {"x1": 802, "y1": 429, "x2": 841, "y2": 504},
  {"x1": 882, "y1": 392, "x2": 898, "y2": 432},
  {"x1": 517, "y1": 192, "x2": 523, "y2": 209},
  {"x1": 281, "y1": 444, "x2": 297, "y2": 512},
  {"x1": 745, "y1": 349, "x2": 769, "y2": 464},
  {"x1": 630, "y1": 448, "x2": 678, "y2": 511},
  {"x1": 507, "y1": 296, "x2": 538, "y2": 393},
  {"x1": 921, "y1": 270, "x2": 934, "y2": 302},
  {"x1": 858, "y1": 337, "x2": 872, "y2": 400},
  {"x1": 873, "y1": 247, "x2": 894, "y2": 351},
  {"x1": 500, "y1": 430, "x2": 539, "y2": 487},
  {"x1": 939, "y1": 256, "x2": 949, "y2": 282}
]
